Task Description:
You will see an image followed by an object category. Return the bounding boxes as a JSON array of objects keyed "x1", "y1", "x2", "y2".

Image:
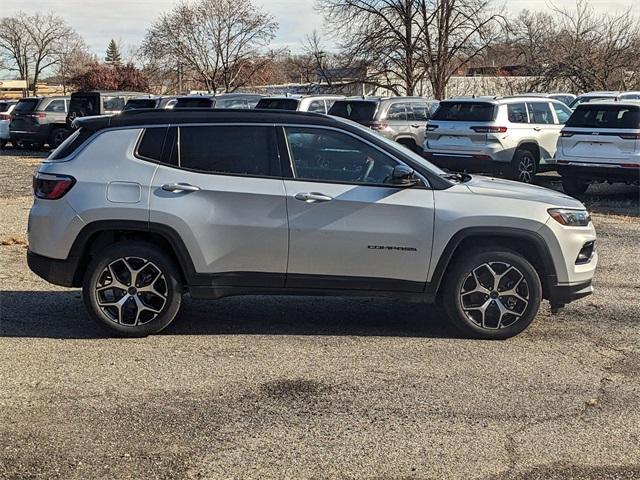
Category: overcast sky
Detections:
[{"x1": 2, "y1": 0, "x2": 639, "y2": 56}]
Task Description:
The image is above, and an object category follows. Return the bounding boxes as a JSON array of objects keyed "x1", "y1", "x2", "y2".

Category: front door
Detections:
[
  {"x1": 148, "y1": 124, "x2": 289, "y2": 287},
  {"x1": 527, "y1": 101, "x2": 562, "y2": 163},
  {"x1": 281, "y1": 126, "x2": 435, "y2": 291}
]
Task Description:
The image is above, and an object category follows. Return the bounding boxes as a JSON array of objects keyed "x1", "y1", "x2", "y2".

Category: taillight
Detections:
[
  {"x1": 27, "y1": 112, "x2": 47, "y2": 120},
  {"x1": 0, "y1": 113, "x2": 10, "y2": 121},
  {"x1": 560, "y1": 130, "x2": 575, "y2": 137},
  {"x1": 426, "y1": 124, "x2": 439, "y2": 131},
  {"x1": 370, "y1": 122, "x2": 388, "y2": 131},
  {"x1": 618, "y1": 133, "x2": 640, "y2": 140},
  {"x1": 471, "y1": 126, "x2": 507, "y2": 133},
  {"x1": 33, "y1": 172, "x2": 76, "y2": 200}
]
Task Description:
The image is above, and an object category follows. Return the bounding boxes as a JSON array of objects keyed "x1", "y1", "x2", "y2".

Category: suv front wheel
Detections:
[
  {"x1": 83, "y1": 241, "x2": 183, "y2": 337},
  {"x1": 442, "y1": 249, "x2": 542, "y2": 339}
]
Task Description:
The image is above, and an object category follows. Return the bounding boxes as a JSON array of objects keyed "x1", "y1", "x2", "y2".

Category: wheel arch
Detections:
[
  {"x1": 427, "y1": 227, "x2": 557, "y2": 301},
  {"x1": 515, "y1": 141, "x2": 540, "y2": 160}
]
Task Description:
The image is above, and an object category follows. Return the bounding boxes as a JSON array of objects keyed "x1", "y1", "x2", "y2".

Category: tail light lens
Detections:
[
  {"x1": 618, "y1": 133, "x2": 640, "y2": 140},
  {"x1": 370, "y1": 122, "x2": 388, "y2": 131},
  {"x1": 560, "y1": 130, "x2": 575, "y2": 137},
  {"x1": 33, "y1": 172, "x2": 76, "y2": 199},
  {"x1": 0, "y1": 113, "x2": 10, "y2": 121},
  {"x1": 471, "y1": 126, "x2": 507, "y2": 133},
  {"x1": 28, "y1": 112, "x2": 47, "y2": 119},
  {"x1": 426, "y1": 124, "x2": 439, "y2": 131}
]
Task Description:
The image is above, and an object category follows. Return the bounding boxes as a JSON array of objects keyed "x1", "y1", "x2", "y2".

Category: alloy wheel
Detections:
[
  {"x1": 94, "y1": 256, "x2": 168, "y2": 326},
  {"x1": 517, "y1": 154, "x2": 536, "y2": 183},
  {"x1": 459, "y1": 261, "x2": 530, "y2": 330},
  {"x1": 52, "y1": 131, "x2": 67, "y2": 148}
]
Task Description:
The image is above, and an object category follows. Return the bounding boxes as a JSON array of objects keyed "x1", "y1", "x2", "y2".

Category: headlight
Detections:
[{"x1": 548, "y1": 208, "x2": 591, "y2": 226}]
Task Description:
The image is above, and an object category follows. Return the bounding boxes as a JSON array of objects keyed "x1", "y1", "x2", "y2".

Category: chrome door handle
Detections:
[
  {"x1": 161, "y1": 182, "x2": 200, "y2": 192},
  {"x1": 294, "y1": 192, "x2": 333, "y2": 203}
]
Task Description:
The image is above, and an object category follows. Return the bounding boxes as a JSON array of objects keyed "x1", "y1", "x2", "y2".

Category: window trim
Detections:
[{"x1": 278, "y1": 124, "x2": 430, "y2": 189}]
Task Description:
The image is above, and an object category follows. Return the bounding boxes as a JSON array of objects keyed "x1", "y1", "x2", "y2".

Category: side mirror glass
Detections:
[{"x1": 390, "y1": 164, "x2": 420, "y2": 186}]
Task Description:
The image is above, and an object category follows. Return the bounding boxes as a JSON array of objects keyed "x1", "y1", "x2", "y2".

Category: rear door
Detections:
[
  {"x1": 526, "y1": 101, "x2": 561, "y2": 162},
  {"x1": 149, "y1": 124, "x2": 289, "y2": 286},
  {"x1": 384, "y1": 102, "x2": 411, "y2": 141},
  {"x1": 281, "y1": 126, "x2": 434, "y2": 290},
  {"x1": 561, "y1": 105, "x2": 640, "y2": 164},
  {"x1": 408, "y1": 102, "x2": 432, "y2": 147},
  {"x1": 426, "y1": 101, "x2": 496, "y2": 152}
]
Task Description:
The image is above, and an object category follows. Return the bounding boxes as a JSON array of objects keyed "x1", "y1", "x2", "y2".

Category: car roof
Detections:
[
  {"x1": 74, "y1": 108, "x2": 353, "y2": 131},
  {"x1": 582, "y1": 99, "x2": 640, "y2": 107},
  {"x1": 441, "y1": 95, "x2": 561, "y2": 105}
]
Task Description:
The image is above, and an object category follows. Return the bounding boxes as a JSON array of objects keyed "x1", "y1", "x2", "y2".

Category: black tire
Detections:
[
  {"x1": 441, "y1": 249, "x2": 542, "y2": 340},
  {"x1": 49, "y1": 128, "x2": 70, "y2": 148},
  {"x1": 397, "y1": 138, "x2": 420, "y2": 153},
  {"x1": 508, "y1": 148, "x2": 538, "y2": 183},
  {"x1": 0, "y1": 139, "x2": 6, "y2": 149},
  {"x1": 561, "y1": 175, "x2": 589, "y2": 197},
  {"x1": 82, "y1": 241, "x2": 183, "y2": 337}
]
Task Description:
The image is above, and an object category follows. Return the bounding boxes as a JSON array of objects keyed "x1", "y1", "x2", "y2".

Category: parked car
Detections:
[
  {"x1": 328, "y1": 96, "x2": 439, "y2": 153},
  {"x1": 9, "y1": 96, "x2": 70, "y2": 149},
  {"x1": 214, "y1": 93, "x2": 264, "y2": 109},
  {"x1": 122, "y1": 96, "x2": 177, "y2": 111},
  {"x1": 27, "y1": 109, "x2": 596, "y2": 340},
  {"x1": 255, "y1": 95, "x2": 344, "y2": 113},
  {"x1": 569, "y1": 91, "x2": 620, "y2": 109},
  {"x1": 555, "y1": 99, "x2": 640, "y2": 195},
  {"x1": 617, "y1": 91, "x2": 640, "y2": 101},
  {"x1": 423, "y1": 96, "x2": 574, "y2": 183},
  {"x1": 0, "y1": 99, "x2": 18, "y2": 149},
  {"x1": 67, "y1": 91, "x2": 146, "y2": 128},
  {"x1": 173, "y1": 95, "x2": 216, "y2": 109},
  {"x1": 548, "y1": 93, "x2": 577, "y2": 106}
]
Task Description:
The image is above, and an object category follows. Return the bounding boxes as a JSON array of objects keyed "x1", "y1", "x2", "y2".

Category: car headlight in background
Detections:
[{"x1": 548, "y1": 208, "x2": 591, "y2": 226}]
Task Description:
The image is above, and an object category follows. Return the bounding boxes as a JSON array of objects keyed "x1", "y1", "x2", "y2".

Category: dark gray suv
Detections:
[{"x1": 9, "y1": 96, "x2": 70, "y2": 149}]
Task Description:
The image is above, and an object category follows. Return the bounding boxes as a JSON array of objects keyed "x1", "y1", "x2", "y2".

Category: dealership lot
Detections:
[{"x1": 0, "y1": 149, "x2": 639, "y2": 479}]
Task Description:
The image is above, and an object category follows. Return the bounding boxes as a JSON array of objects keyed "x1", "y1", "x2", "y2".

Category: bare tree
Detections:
[
  {"x1": 418, "y1": 0, "x2": 503, "y2": 99},
  {"x1": 142, "y1": 0, "x2": 278, "y2": 93},
  {"x1": 0, "y1": 11, "x2": 77, "y2": 94}
]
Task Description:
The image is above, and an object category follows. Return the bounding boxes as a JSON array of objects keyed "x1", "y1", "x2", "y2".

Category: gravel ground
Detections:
[{"x1": 0, "y1": 149, "x2": 639, "y2": 480}]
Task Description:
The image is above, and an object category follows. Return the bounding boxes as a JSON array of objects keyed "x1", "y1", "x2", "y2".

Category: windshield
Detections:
[
  {"x1": 569, "y1": 95, "x2": 613, "y2": 109},
  {"x1": 566, "y1": 105, "x2": 640, "y2": 129},
  {"x1": 328, "y1": 101, "x2": 377, "y2": 122},
  {"x1": 432, "y1": 101, "x2": 496, "y2": 122}
]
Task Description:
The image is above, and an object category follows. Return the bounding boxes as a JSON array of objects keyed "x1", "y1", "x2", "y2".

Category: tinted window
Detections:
[
  {"x1": 508, "y1": 103, "x2": 528, "y2": 123},
  {"x1": 14, "y1": 99, "x2": 39, "y2": 113},
  {"x1": 307, "y1": 100, "x2": 326, "y2": 113},
  {"x1": 123, "y1": 99, "x2": 158, "y2": 111},
  {"x1": 284, "y1": 127, "x2": 399, "y2": 185},
  {"x1": 174, "y1": 97, "x2": 214, "y2": 109},
  {"x1": 328, "y1": 101, "x2": 378, "y2": 122},
  {"x1": 136, "y1": 127, "x2": 167, "y2": 161},
  {"x1": 103, "y1": 96, "x2": 126, "y2": 112},
  {"x1": 552, "y1": 103, "x2": 572, "y2": 124},
  {"x1": 44, "y1": 99, "x2": 66, "y2": 113},
  {"x1": 566, "y1": 105, "x2": 640, "y2": 129},
  {"x1": 255, "y1": 98, "x2": 299, "y2": 110},
  {"x1": 49, "y1": 128, "x2": 93, "y2": 160},
  {"x1": 387, "y1": 103, "x2": 407, "y2": 120},
  {"x1": 432, "y1": 102, "x2": 496, "y2": 122},
  {"x1": 178, "y1": 126, "x2": 278, "y2": 176},
  {"x1": 527, "y1": 102, "x2": 554, "y2": 124},
  {"x1": 68, "y1": 94, "x2": 99, "y2": 119}
]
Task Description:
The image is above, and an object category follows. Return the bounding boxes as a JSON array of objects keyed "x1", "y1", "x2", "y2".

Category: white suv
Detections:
[
  {"x1": 423, "y1": 96, "x2": 573, "y2": 183},
  {"x1": 27, "y1": 110, "x2": 597, "y2": 339},
  {"x1": 555, "y1": 100, "x2": 640, "y2": 195}
]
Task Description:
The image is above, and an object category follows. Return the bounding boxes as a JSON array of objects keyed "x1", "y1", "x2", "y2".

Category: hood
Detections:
[{"x1": 463, "y1": 175, "x2": 585, "y2": 209}]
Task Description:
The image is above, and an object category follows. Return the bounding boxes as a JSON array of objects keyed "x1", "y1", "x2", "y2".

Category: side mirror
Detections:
[{"x1": 390, "y1": 165, "x2": 421, "y2": 186}]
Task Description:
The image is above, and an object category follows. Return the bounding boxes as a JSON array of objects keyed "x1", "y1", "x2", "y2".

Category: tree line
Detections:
[{"x1": 0, "y1": 0, "x2": 639, "y2": 98}]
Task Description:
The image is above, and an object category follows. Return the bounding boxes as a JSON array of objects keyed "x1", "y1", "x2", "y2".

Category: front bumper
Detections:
[{"x1": 546, "y1": 279, "x2": 594, "y2": 306}]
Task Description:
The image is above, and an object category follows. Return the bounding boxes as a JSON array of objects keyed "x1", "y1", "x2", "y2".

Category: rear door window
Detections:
[
  {"x1": 177, "y1": 125, "x2": 279, "y2": 177},
  {"x1": 409, "y1": 103, "x2": 431, "y2": 121},
  {"x1": 44, "y1": 99, "x2": 66, "y2": 113},
  {"x1": 507, "y1": 103, "x2": 528, "y2": 123},
  {"x1": 527, "y1": 102, "x2": 554, "y2": 124},
  {"x1": 431, "y1": 102, "x2": 496, "y2": 122},
  {"x1": 327, "y1": 101, "x2": 378, "y2": 122},
  {"x1": 566, "y1": 105, "x2": 640, "y2": 129}
]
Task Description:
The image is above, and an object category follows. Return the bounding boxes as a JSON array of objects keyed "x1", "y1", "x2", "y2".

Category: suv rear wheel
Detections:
[
  {"x1": 82, "y1": 241, "x2": 183, "y2": 337},
  {"x1": 561, "y1": 175, "x2": 589, "y2": 196},
  {"x1": 442, "y1": 249, "x2": 542, "y2": 339},
  {"x1": 50, "y1": 128, "x2": 70, "y2": 148},
  {"x1": 508, "y1": 148, "x2": 538, "y2": 183}
]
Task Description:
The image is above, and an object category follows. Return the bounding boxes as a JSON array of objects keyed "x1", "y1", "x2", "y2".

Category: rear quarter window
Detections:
[
  {"x1": 48, "y1": 128, "x2": 94, "y2": 160},
  {"x1": 432, "y1": 102, "x2": 496, "y2": 122},
  {"x1": 566, "y1": 105, "x2": 640, "y2": 129},
  {"x1": 135, "y1": 127, "x2": 168, "y2": 161}
]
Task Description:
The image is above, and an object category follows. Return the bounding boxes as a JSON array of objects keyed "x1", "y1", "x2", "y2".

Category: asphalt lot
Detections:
[{"x1": 0, "y1": 148, "x2": 639, "y2": 480}]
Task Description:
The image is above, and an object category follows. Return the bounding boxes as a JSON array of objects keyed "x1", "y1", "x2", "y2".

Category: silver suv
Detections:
[
  {"x1": 424, "y1": 96, "x2": 573, "y2": 183},
  {"x1": 27, "y1": 110, "x2": 597, "y2": 339},
  {"x1": 555, "y1": 100, "x2": 640, "y2": 195},
  {"x1": 328, "y1": 97, "x2": 439, "y2": 153}
]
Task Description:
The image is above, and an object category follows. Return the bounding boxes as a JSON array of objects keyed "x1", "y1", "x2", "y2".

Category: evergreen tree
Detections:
[{"x1": 105, "y1": 39, "x2": 121, "y2": 63}]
